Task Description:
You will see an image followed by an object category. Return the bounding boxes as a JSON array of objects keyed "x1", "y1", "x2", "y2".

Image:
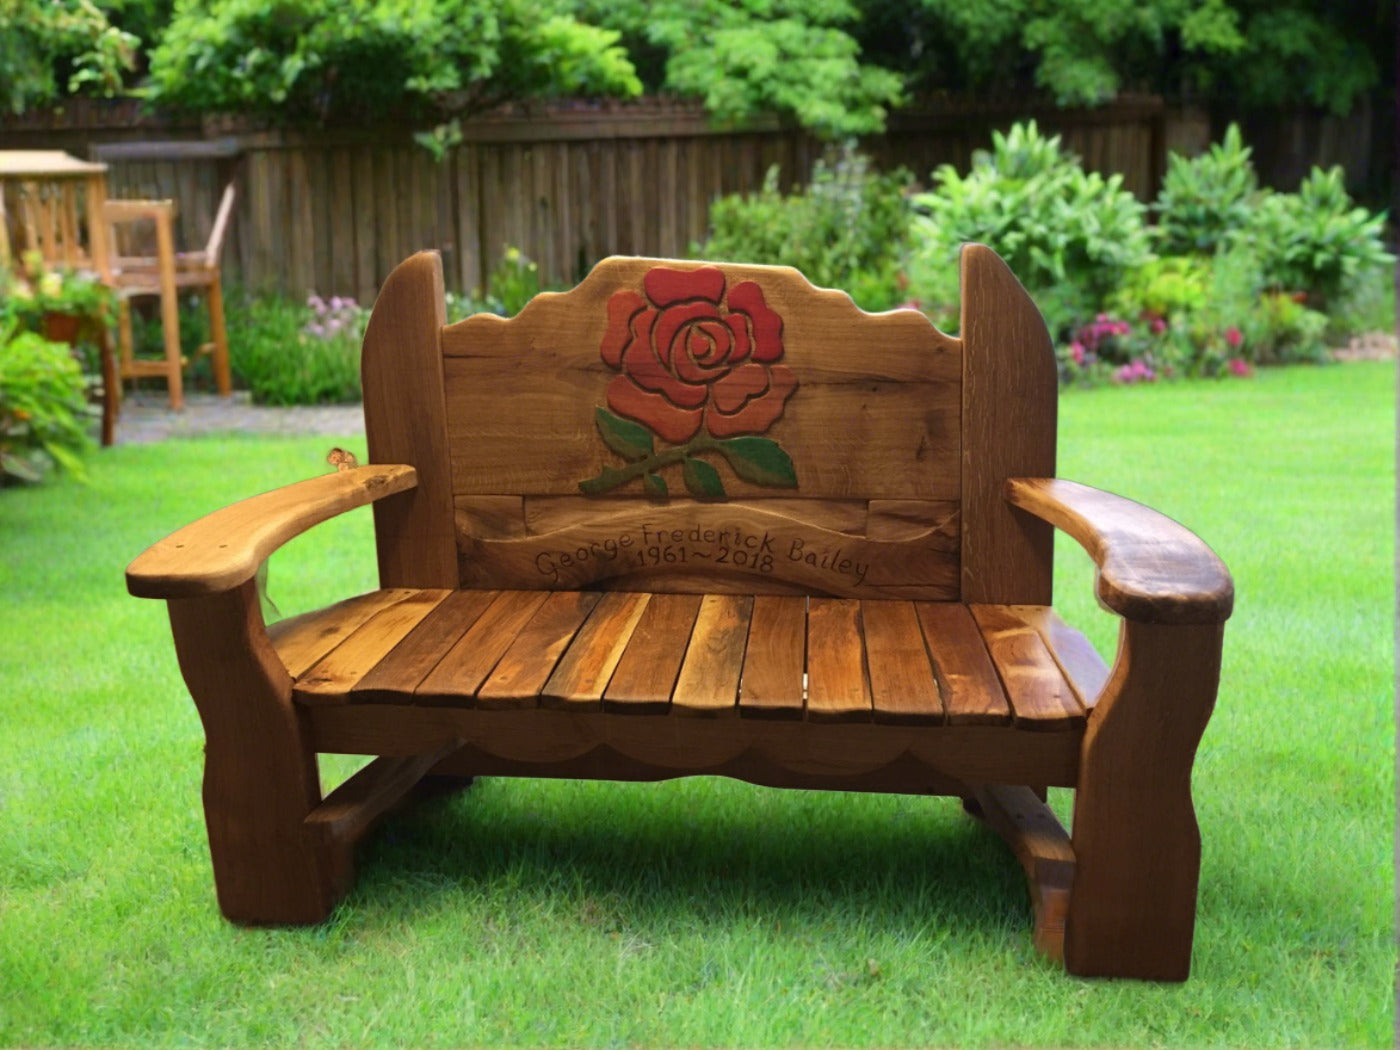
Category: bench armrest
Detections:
[
  {"x1": 1006, "y1": 477, "x2": 1233, "y2": 625},
  {"x1": 126, "y1": 465, "x2": 417, "y2": 599}
]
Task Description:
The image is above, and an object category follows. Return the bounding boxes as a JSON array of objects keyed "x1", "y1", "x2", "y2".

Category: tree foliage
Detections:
[{"x1": 0, "y1": 0, "x2": 138, "y2": 114}]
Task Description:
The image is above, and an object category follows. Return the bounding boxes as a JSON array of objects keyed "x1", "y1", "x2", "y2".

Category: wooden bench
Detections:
[{"x1": 126, "y1": 246, "x2": 1232, "y2": 980}]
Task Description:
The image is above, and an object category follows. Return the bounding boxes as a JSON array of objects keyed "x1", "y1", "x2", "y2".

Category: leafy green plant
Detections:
[
  {"x1": 0, "y1": 321, "x2": 93, "y2": 483},
  {"x1": 223, "y1": 293, "x2": 362, "y2": 405},
  {"x1": 144, "y1": 0, "x2": 642, "y2": 128},
  {"x1": 0, "y1": 0, "x2": 139, "y2": 114},
  {"x1": 701, "y1": 145, "x2": 912, "y2": 311},
  {"x1": 1154, "y1": 123, "x2": 1258, "y2": 255},
  {"x1": 1246, "y1": 165, "x2": 1395, "y2": 311},
  {"x1": 906, "y1": 121, "x2": 1150, "y2": 336}
]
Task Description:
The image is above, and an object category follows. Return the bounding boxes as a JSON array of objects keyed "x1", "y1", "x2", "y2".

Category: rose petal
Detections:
[
  {"x1": 654, "y1": 302, "x2": 721, "y2": 368},
  {"x1": 726, "y1": 281, "x2": 783, "y2": 362},
  {"x1": 707, "y1": 364, "x2": 797, "y2": 437},
  {"x1": 673, "y1": 322, "x2": 734, "y2": 385},
  {"x1": 622, "y1": 333, "x2": 708, "y2": 408},
  {"x1": 708, "y1": 360, "x2": 769, "y2": 414},
  {"x1": 644, "y1": 266, "x2": 725, "y2": 307},
  {"x1": 600, "y1": 291, "x2": 647, "y2": 368},
  {"x1": 607, "y1": 375, "x2": 703, "y2": 444},
  {"x1": 723, "y1": 313, "x2": 751, "y2": 364}
]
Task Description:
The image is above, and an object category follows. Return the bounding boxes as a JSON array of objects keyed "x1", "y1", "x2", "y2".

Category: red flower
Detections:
[{"x1": 599, "y1": 266, "x2": 798, "y2": 444}]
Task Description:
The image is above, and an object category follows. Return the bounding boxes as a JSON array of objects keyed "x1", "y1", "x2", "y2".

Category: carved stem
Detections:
[{"x1": 578, "y1": 433, "x2": 724, "y2": 494}]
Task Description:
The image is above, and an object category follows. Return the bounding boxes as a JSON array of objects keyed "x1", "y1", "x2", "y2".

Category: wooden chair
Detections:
[
  {"x1": 127, "y1": 247, "x2": 1233, "y2": 980},
  {"x1": 104, "y1": 182, "x2": 236, "y2": 410}
]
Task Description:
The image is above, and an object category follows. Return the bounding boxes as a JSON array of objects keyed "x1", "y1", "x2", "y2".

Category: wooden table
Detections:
[{"x1": 0, "y1": 150, "x2": 111, "y2": 277}]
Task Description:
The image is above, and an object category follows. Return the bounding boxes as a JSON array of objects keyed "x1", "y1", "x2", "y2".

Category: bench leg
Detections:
[
  {"x1": 168, "y1": 582, "x2": 353, "y2": 924},
  {"x1": 1065, "y1": 621, "x2": 1224, "y2": 980}
]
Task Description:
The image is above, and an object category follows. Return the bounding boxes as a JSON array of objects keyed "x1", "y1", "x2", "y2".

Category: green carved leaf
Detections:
[
  {"x1": 595, "y1": 407, "x2": 654, "y2": 461},
  {"x1": 643, "y1": 472, "x2": 668, "y2": 498},
  {"x1": 681, "y1": 457, "x2": 726, "y2": 498},
  {"x1": 716, "y1": 437, "x2": 798, "y2": 488}
]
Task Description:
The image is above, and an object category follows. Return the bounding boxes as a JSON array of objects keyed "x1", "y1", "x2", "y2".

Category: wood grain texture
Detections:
[
  {"x1": 541, "y1": 591, "x2": 651, "y2": 708},
  {"x1": 968, "y1": 784, "x2": 1075, "y2": 964},
  {"x1": 1005, "y1": 604, "x2": 1110, "y2": 710},
  {"x1": 671, "y1": 594, "x2": 753, "y2": 716},
  {"x1": 523, "y1": 496, "x2": 869, "y2": 537},
  {"x1": 1064, "y1": 620, "x2": 1225, "y2": 980},
  {"x1": 269, "y1": 589, "x2": 420, "y2": 678},
  {"x1": 126, "y1": 465, "x2": 417, "y2": 599},
  {"x1": 350, "y1": 590, "x2": 500, "y2": 702},
  {"x1": 167, "y1": 582, "x2": 351, "y2": 923},
  {"x1": 806, "y1": 598, "x2": 870, "y2": 722},
  {"x1": 295, "y1": 590, "x2": 451, "y2": 701},
  {"x1": 362, "y1": 252, "x2": 459, "y2": 590},
  {"x1": 1005, "y1": 477, "x2": 1234, "y2": 625},
  {"x1": 304, "y1": 742, "x2": 461, "y2": 845},
  {"x1": 959, "y1": 244, "x2": 1056, "y2": 605},
  {"x1": 738, "y1": 595, "x2": 806, "y2": 719},
  {"x1": 971, "y1": 604, "x2": 1085, "y2": 730},
  {"x1": 861, "y1": 600, "x2": 943, "y2": 724},
  {"x1": 457, "y1": 503, "x2": 957, "y2": 600},
  {"x1": 415, "y1": 590, "x2": 550, "y2": 703},
  {"x1": 455, "y1": 496, "x2": 527, "y2": 539},
  {"x1": 604, "y1": 593, "x2": 701, "y2": 712},
  {"x1": 914, "y1": 602, "x2": 1011, "y2": 725},
  {"x1": 440, "y1": 256, "x2": 960, "y2": 502},
  {"x1": 476, "y1": 591, "x2": 601, "y2": 707}
]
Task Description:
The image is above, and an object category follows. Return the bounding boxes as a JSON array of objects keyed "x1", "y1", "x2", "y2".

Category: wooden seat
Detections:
[
  {"x1": 104, "y1": 182, "x2": 236, "y2": 410},
  {"x1": 127, "y1": 246, "x2": 1232, "y2": 980},
  {"x1": 275, "y1": 588, "x2": 1094, "y2": 728}
]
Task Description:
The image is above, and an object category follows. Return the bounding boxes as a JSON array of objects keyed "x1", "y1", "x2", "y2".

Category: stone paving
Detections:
[{"x1": 114, "y1": 391, "x2": 364, "y2": 444}]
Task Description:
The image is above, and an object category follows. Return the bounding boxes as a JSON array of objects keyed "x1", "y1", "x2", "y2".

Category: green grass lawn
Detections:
[{"x1": 1, "y1": 362, "x2": 1393, "y2": 1047}]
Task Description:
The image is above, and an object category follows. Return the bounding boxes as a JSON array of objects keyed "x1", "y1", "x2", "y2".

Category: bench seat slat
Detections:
[
  {"x1": 350, "y1": 590, "x2": 501, "y2": 703},
  {"x1": 971, "y1": 604, "x2": 1086, "y2": 730},
  {"x1": 603, "y1": 593, "x2": 702, "y2": 713},
  {"x1": 806, "y1": 598, "x2": 871, "y2": 722},
  {"x1": 542, "y1": 591, "x2": 651, "y2": 709},
  {"x1": 671, "y1": 594, "x2": 753, "y2": 716},
  {"x1": 913, "y1": 603, "x2": 1011, "y2": 725},
  {"x1": 476, "y1": 591, "x2": 602, "y2": 708},
  {"x1": 738, "y1": 595, "x2": 807, "y2": 719},
  {"x1": 294, "y1": 590, "x2": 452, "y2": 702},
  {"x1": 862, "y1": 600, "x2": 944, "y2": 724},
  {"x1": 414, "y1": 590, "x2": 550, "y2": 704},
  {"x1": 283, "y1": 591, "x2": 1085, "y2": 734}
]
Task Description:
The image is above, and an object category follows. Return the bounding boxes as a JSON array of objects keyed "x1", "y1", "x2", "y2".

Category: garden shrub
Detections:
[
  {"x1": 906, "y1": 120, "x2": 1151, "y2": 336},
  {"x1": 0, "y1": 322, "x2": 93, "y2": 483},
  {"x1": 1153, "y1": 122, "x2": 1257, "y2": 256},
  {"x1": 224, "y1": 293, "x2": 364, "y2": 405},
  {"x1": 701, "y1": 145, "x2": 913, "y2": 311}
]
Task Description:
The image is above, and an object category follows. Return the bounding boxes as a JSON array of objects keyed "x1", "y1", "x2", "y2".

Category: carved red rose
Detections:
[{"x1": 599, "y1": 266, "x2": 797, "y2": 444}]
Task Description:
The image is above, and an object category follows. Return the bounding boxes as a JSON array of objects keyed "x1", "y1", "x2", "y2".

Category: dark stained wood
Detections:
[
  {"x1": 968, "y1": 784, "x2": 1075, "y2": 964},
  {"x1": 415, "y1": 590, "x2": 549, "y2": 703},
  {"x1": 959, "y1": 244, "x2": 1056, "y2": 605},
  {"x1": 475, "y1": 591, "x2": 601, "y2": 707},
  {"x1": 861, "y1": 600, "x2": 943, "y2": 724},
  {"x1": 362, "y1": 252, "x2": 459, "y2": 590},
  {"x1": 971, "y1": 604, "x2": 1084, "y2": 731},
  {"x1": 1065, "y1": 620, "x2": 1225, "y2": 981},
  {"x1": 805, "y1": 598, "x2": 870, "y2": 722},
  {"x1": 671, "y1": 594, "x2": 753, "y2": 716},
  {"x1": 295, "y1": 590, "x2": 451, "y2": 702},
  {"x1": 603, "y1": 593, "x2": 702, "y2": 712},
  {"x1": 541, "y1": 591, "x2": 651, "y2": 708},
  {"x1": 350, "y1": 590, "x2": 500, "y2": 703},
  {"x1": 1006, "y1": 604, "x2": 1110, "y2": 709},
  {"x1": 914, "y1": 602, "x2": 1011, "y2": 725},
  {"x1": 738, "y1": 595, "x2": 806, "y2": 719},
  {"x1": 1005, "y1": 477, "x2": 1234, "y2": 625},
  {"x1": 304, "y1": 741, "x2": 462, "y2": 846}
]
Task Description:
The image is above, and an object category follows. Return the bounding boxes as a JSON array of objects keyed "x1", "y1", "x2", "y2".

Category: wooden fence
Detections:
[{"x1": 0, "y1": 94, "x2": 1297, "y2": 301}]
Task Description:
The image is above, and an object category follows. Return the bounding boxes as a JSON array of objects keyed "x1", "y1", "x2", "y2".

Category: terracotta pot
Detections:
[{"x1": 41, "y1": 311, "x2": 83, "y2": 345}]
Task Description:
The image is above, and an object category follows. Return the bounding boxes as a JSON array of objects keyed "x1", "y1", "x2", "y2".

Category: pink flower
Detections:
[
  {"x1": 1228, "y1": 358, "x2": 1252, "y2": 377},
  {"x1": 1070, "y1": 341, "x2": 1086, "y2": 366},
  {"x1": 1149, "y1": 316, "x2": 1167, "y2": 334},
  {"x1": 1224, "y1": 326, "x2": 1242, "y2": 349}
]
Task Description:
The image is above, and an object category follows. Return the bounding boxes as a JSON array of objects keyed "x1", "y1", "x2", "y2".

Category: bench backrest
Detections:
[{"x1": 362, "y1": 245, "x2": 1057, "y2": 606}]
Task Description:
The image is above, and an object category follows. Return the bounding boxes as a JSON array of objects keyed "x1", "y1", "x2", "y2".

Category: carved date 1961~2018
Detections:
[{"x1": 532, "y1": 522, "x2": 870, "y2": 588}]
